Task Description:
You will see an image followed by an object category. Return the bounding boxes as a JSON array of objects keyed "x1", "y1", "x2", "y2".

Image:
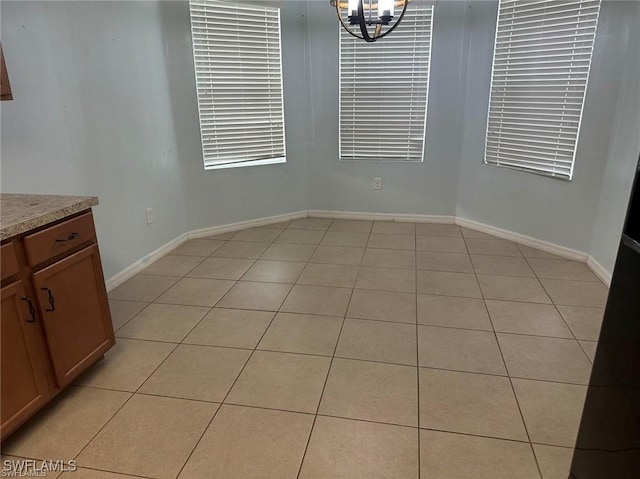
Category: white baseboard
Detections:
[
  {"x1": 455, "y1": 217, "x2": 588, "y2": 262},
  {"x1": 105, "y1": 232, "x2": 189, "y2": 292},
  {"x1": 188, "y1": 210, "x2": 307, "y2": 239},
  {"x1": 106, "y1": 209, "x2": 612, "y2": 292},
  {"x1": 106, "y1": 211, "x2": 306, "y2": 292},
  {"x1": 308, "y1": 209, "x2": 456, "y2": 224},
  {"x1": 310, "y1": 210, "x2": 611, "y2": 280},
  {"x1": 586, "y1": 255, "x2": 612, "y2": 286}
]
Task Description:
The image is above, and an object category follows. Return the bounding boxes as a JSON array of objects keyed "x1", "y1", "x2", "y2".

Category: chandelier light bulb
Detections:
[
  {"x1": 348, "y1": 0, "x2": 359, "y2": 18},
  {"x1": 378, "y1": 0, "x2": 394, "y2": 22}
]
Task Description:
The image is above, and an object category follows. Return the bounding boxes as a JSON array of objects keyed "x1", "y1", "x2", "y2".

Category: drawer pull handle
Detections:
[
  {"x1": 56, "y1": 232, "x2": 79, "y2": 243},
  {"x1": 41, "y1": 288, "x2": 56, "y2": 312},
  {"x1": 21, "y1": 297, "x2": 36, "y2": 322}
]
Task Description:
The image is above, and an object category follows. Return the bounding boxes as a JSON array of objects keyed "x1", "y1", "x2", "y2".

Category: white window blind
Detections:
[
  {"x1": 484, "y1": 0, "x2": 601, "y2": 180},
  {"x1": 189, "y1": 0, "x2": 286, "y2": 170},
  {"x1": 339, "y1": 2, "x2": 434, "y2": 162}
]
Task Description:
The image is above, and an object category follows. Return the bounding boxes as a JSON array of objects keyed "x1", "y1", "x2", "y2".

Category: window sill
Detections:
[{"x1": 204, "y1": 157, "x2": 286, "y2": 171}]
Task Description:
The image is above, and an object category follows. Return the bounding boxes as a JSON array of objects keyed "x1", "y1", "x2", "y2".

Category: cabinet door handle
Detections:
[
  {"x1": 41, "y1": 288, "x2": 56, "y2": 312},
  {"x1": 21, "y1": 297, "x2": 36, "y2": 322},
  {"x1": 55, "y1": 232, "x2": 79, "y2": 243}
]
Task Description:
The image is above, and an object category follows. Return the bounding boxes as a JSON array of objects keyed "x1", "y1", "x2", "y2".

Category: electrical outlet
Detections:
[
  {"x1": 145, "y1": 208, "x2": 154, "y2": 224},
  {"x1": 373, "y1": 178, "x2": 382, "y2": 190}
]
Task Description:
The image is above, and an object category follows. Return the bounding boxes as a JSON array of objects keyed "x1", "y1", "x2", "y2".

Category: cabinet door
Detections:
[
  {"x1": 1, "y1": 281, "x2": 48, "y2": 437},
  {"x1": 33, "y1": 244, "x2": 114, "y2": 388}
]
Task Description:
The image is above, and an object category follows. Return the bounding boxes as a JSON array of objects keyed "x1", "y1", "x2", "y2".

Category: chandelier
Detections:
[{"x1": 330, "y1": 0, "x2": 412, "y2": 42}]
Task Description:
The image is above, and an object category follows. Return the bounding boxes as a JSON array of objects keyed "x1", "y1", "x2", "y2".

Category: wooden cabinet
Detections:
[
  {"x1": 0, "y1": 210, "x2": 114, "y2": 439},
  {"x1": 1, "y1": 281, "x2": 49, "y2": 435},
  {"x1": 33, "y1": 245, "x2": 114, "y2": 388}
]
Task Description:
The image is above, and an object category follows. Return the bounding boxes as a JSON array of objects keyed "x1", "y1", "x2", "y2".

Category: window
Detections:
[
  {"x1": 484, "y1": 0, "x2": 601, "y2": 180},
  {"x1": 339, "y1": 2, "x2": 434, "y2": 162},
  {"x1": 189, "y1": 0, "x2": 286, "y2": 169}
]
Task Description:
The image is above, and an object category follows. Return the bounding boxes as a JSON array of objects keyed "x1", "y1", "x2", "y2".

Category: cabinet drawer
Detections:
[
  {"x1": 1, "y1": 242, "x2": 19, "y2": 281},
  {"x1": 24, "y1": 212, "x2": 96, "y2": 267}
]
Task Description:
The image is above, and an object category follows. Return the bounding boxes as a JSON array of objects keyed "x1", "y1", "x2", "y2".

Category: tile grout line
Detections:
[
  {"x1": 292, "y1": 218, "x2": 357, "y2": 479},
  {"x1": 272, "y1": 219, "x2": 335, "y2": 326},
  {"x1": 70, "y1": 340, "x2": 181, "y2": 465},
  {"x1": 123, "y1": 277, "x2": 600, "y2": 307},
  {"x1": 171, "y1": 221, "x2": 310, "y2": 478},
  {"x1": 71, "y1": 243, "x2": 213, "y2": 467},
  {"x1": 112, "y1": 302, "x2": 152, "y2": 334},
  {"x1": 74, "y1": 235, "x2": 254, "y2": 475},
  {"x1": 468, "y1": 235, "x2": 544, "y2": 479},
  {"x1": 71, "y1": 464, "x2": 156, "y2": 479},
  {"x1": 204, "y1": 218, "x2": 335, "y2": 479},
  {"x1": 294, "y1": 311, "x2": 348, "y2": 479},
  {"x1": 517, "y1": 247, "x2": 599, "y2": 474},
  {"x1": 145, "y1": 253, "x2": 209, "y2": 279},
  {"x1": 110, "y1": 237, "x2": 230, "y2": 304},
  {"x1": 80, "y1": 381, "x2": 572, "y2": 448},
  {"x1": 9, "y1": 385, "x2": 573, "y2": 463},
  {"x1": 171, "y1": 289, "x2": 283, "y2": 478},
  {"x1": 13, "y1": 417, "x2": 574, "y2": 474},
  {"x1": 117, "y1": 291, "x2": 601, "y2": 342},
  {"x1": 268, "y1": 219, "x2": 353, "y2": 478},
  {"x1": 78, "y1": 346, "x2": 597, "y2": 391},
  {"x1": 24, "y1": 242, "x2": 230, "y2": 471},
  {"x1": 519, "y1": 251, "x2": 597, "y2": 365},
  {"x1": 116, "y1": 256, "x2": 606, "y2": 308}
]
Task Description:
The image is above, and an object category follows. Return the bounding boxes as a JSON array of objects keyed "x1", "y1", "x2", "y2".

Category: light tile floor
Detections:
[{"x1": 2, "y1": 218, "x2": 608, "y2": 479}]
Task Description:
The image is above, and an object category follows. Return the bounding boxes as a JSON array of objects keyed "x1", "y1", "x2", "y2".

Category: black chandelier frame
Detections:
[{"x1": 332, "y1": 0, "x2": 411, "y2": 43}]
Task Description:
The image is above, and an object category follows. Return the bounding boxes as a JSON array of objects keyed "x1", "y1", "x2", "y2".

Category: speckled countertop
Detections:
[{"x1": 1, "y1": 193, "x2": 98, "y2": 241}]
